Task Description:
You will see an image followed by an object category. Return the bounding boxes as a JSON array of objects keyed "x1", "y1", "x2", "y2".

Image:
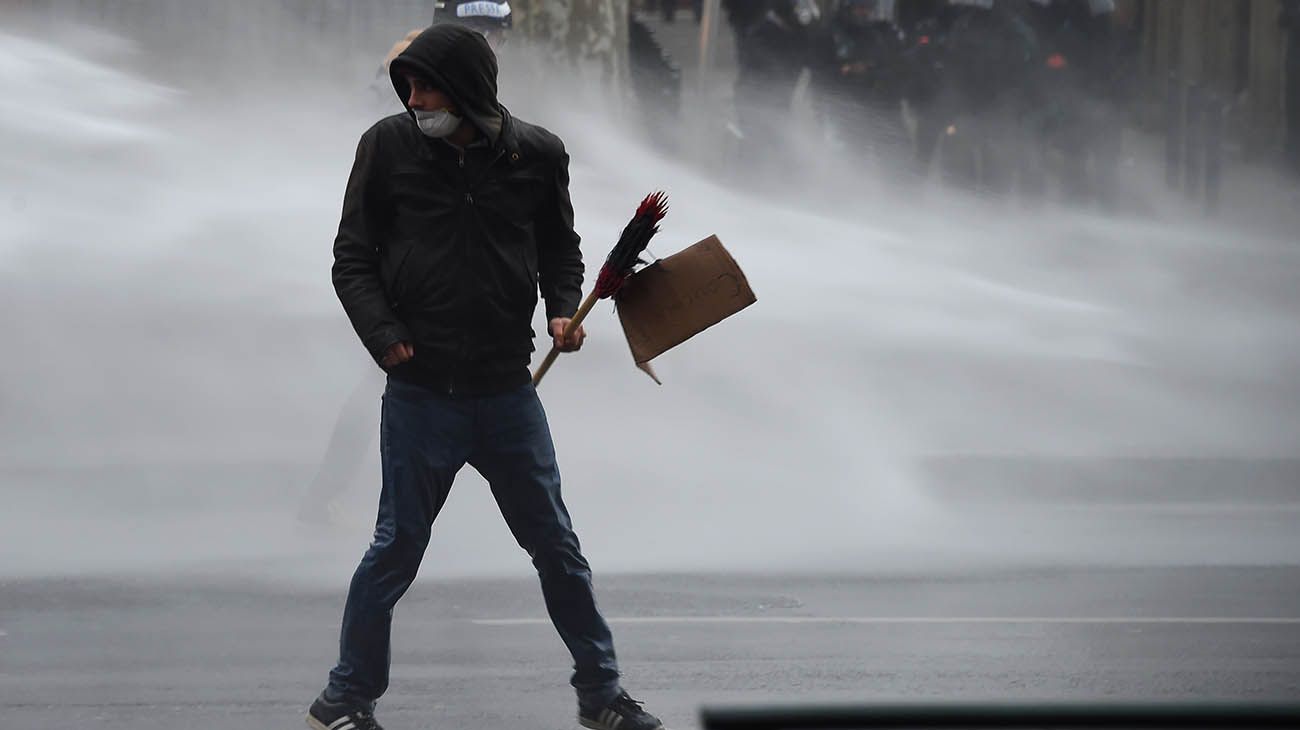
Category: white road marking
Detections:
[{"x1": 472, "y1": 616, "x2": 1300, "y2": 627}]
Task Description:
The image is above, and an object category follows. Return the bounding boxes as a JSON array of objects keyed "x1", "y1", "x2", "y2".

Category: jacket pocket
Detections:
[{"x1": 477, "y1": 170, "x2": 544, "y2": 228}]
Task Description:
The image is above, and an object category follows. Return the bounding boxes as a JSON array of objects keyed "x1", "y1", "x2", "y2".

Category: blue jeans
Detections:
[{"x1": 324, "y1": 378, "x2": 621, "y2": 710}]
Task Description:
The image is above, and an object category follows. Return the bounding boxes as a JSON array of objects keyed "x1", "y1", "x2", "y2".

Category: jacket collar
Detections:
[{"x1": 495, "y1": 107, "x2": 522, "y2": 165}]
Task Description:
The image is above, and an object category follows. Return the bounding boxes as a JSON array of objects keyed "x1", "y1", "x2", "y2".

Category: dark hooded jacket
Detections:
[{"x1": 332, "y1": 24, "x2": 583, "y2": 396}]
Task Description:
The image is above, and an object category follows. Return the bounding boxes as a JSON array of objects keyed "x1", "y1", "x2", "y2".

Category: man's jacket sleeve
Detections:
[
  {"x1": 536, "y1": 143, "x2": 584, "y2": 320},
  {"x1": 332, "y1": 130, "x2": 411, "y2": 364}
]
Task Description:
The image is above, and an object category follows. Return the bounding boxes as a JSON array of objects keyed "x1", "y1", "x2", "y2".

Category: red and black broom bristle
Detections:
[{"x1": 593, "y1": 191, "x2": 669, "y2": 299}]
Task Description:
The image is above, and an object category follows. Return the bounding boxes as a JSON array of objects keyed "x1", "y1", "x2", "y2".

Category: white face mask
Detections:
[{"x1": 413, "y1": 108, "x2": 463, "y2": 138}]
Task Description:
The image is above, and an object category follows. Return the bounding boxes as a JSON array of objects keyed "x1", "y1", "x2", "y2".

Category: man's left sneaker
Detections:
[
  {"x1": 579, "y1": 690, "x2": 664, "y2": 730},
  {"x1": 306, "y1": 694, "x2": 383, "y2": 730}
]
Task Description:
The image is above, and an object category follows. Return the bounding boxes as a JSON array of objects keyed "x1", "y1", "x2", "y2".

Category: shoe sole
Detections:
[
  {"x1": 305, "y1": 715, "x2": 329, "y2": 730},
  {"x1": 578, "y1": 718, "x2": 664, "y2": 730}
]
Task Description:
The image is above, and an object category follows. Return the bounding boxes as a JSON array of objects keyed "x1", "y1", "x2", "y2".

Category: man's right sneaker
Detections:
[
  {"x1": 306, "y1": 694, "x2": 383, "y2": 730},
  {"x1": 579, "y1": 690, "x2": 665, "y2": 730}
]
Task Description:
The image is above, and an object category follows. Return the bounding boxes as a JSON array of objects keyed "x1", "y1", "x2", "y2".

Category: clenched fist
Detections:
[
  {"x1": 549, "y1": 317, "x2": 586, "y2": 353},
  {"x1": 381, "y1": 341, "x2": 415, "y2": 368}
]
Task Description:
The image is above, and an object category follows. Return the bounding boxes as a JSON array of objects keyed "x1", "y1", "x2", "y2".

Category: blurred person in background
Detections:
[
  {"x1": 726, "y1": 0, "x2": 824, "y2": 178},
  {"x1": 307, "y1": 21, "x2": 666, "y2": 730},
  {"x1": 659, "y1": 0, "x2": 704, "y2": 23},
  {"x1": 810, "y1": 0, "x2": 911, "y2": 167},
  {"x1": 927, "y1": 0, "x2": 1040, "y2": 194},
  {"x1": 302, "y1": 0, "x2": 515, "y2": 527},
  {"x1": 723, "y1": 0, "x2": 771, "y2": 37},
  {"x1": 896, "y1": 0, "x2": 948, "y2": 33},
  {"x1": 896, "y1": 0, "x2": 955, "y2": 172},
  {"x1": 436, "y1": 0, "x2": 515, "y2": 45},
  {"x1": 1024, "y1": 0, "x2": 1121, "y2": 205},
  {"x1": 1283, "y1": 0, "x2": 1300, "y2": 174},
  {"x1": 629, "y1": 6, "x2": 684, "y2": 149}
]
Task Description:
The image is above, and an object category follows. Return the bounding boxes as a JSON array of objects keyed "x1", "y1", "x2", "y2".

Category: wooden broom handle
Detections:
[{"x1": 532, "y1": 290, "x2": 600, "y2": 386}]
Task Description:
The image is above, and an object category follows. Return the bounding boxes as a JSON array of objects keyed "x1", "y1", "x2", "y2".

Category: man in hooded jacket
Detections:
[{"x1": 306, "y1": 23, "x2": 665, "y2": 730}]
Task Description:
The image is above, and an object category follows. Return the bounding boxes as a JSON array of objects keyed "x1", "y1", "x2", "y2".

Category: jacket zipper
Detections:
[
  {"x1": 451, "y1": 146, "x2": 479, "y2": 396},
  {"x1": 448, "y1": 145, "x2": 508, "y2": 398}
]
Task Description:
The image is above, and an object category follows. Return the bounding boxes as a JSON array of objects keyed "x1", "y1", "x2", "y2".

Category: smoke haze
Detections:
[{"x1": 2, "y1": 7, "x2": 1298, "y2": 585}]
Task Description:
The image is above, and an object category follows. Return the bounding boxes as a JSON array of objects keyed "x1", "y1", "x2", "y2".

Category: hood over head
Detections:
[
  {"x1": 382, "y1": 28, "x2": 424, "y2": 72},
  {"x1": 389, "y1": 24, "x2": 505, "y2": 143}
]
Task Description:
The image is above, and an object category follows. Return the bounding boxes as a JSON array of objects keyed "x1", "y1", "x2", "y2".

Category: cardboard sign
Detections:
[{"x1": 614, "y1": 235, "x2": 757, "y2": 383}]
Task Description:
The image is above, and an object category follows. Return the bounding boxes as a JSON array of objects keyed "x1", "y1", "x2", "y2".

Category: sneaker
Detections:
[
  {"x1": 579, "y1": 690, "x2": 664, "y2": 730},
  {"x1": 306, "y1": 694, "x2": 383, "y2": 730}
]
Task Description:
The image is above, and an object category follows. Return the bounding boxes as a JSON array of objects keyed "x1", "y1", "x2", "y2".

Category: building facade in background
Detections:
[{"x1": 1128, "y1": 0, "x2": 1292, "y2": 160}]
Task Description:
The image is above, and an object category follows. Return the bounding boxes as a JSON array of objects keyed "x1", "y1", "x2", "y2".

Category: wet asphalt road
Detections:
[{"x1": 3, "y1": 567, "x2": 1299, "y2": 729}]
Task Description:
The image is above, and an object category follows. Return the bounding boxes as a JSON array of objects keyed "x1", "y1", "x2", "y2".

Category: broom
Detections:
[{"x1": 532, "y1": 191, "x2": 669, "y2": 386}]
